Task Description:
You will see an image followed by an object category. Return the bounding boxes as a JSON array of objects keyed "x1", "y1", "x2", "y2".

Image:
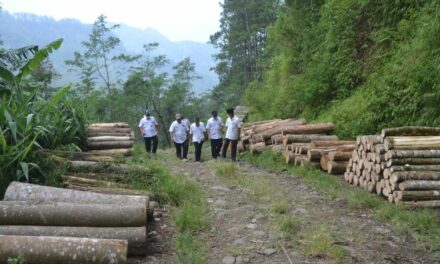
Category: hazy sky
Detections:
[{"x1": 1, "y1": 0, "x2": 222, "y2": 42}]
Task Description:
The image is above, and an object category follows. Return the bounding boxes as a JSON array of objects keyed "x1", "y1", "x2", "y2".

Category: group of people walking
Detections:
[{"x1": 138, "y1": 108, "x2": 241, "y2": 162}]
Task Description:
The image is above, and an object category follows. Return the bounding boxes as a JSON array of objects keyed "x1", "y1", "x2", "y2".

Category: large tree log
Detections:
[
  {"x1": 386, "y1": 158, "x2": 440, "y2": 167},
  {"x1": 271, "y1": 135, "x2": 284, "y2": 145},
  {"x1": 385, "y1": 150, "x2": 440, "y2": 160},
  {"x1": 89, "y1": 122, "x2": 130, "y2": 128},
  {"x1": 384, "y1": 136, "x2": 440, "y2": 151},
  {"x1": 4, "y1": 182, "x2": 149, "y2": 210},
  {"x1": 284, "y1": 152, "x2": 295, "y2": 164},
  {"x1": 328, "y1": 151, "x2": 352, "y2": 161},
  {"x1": 0, "y1": 202, "x2": 146, "y2": 227},
  {"x1": 307, "y1": 145, "x2": 356, "y2": 161},
  {"x1": 281, "y1": 123, "x2": 334, "y2": 136},
  {"x1": 399, "y1": 180, "x2": 440, "y2": 191},
  {"x1": 282, "y1": 135, "x2": 338, "y2": 148},
  {"x1": 399, "y1": 200, "x2": 440, "y2": 208},
  {"x1": 252, "y1": 119, "x2": 307, "y2": 135},
  {"x1": 88, "y1": 148, "x2": 133, "y2": 157},
  {"x1": 327, "y1": 161, "x2": 349, "y2": 174},
  {"x1": 0, "y1": 226, "x2": 146, "y2": 256},
  {"x1": 309, "y1": 140, "x2": 355, "y2": 148},
  {"x1": 87, "y1": 127, "x2": 132, "y2": 134},
  {"x1": 320, "y1": 155, "x2": 329, "y2": 171},
  {"x1": 87, "y1": 131, "x2": 133, "y2": 137},
  {"x1": 389, "y1": 164, "x2": 440, "y2": 172},
  {"x1": 241, "y1": 119, "x2": 281, "y2": 130},
  {"x1": 61, "y1": 175, "x2": 128, "y2": 188},
  {"x1": 381, "y1": 126, "x2": 440, "y2": 140},
  {"x1": 53, "y1": 151, "x2": 119, "y2": 162},
  {"x1": 0, "y1": 235, "x2": 127, "y2": 263},
  {"x1": 63, "y1": 184, "x2": 151, "y2": 196},
  {"x1": 258, "y1": 120, "x2": 309, "y2": 140},
  {"x1": 397, "y1": 190, "x2": 440, "y2": 201},
  {"x1": 390, "y1": 171, "x2": 440, "y2": 184},
  {"x1": 68, "y1": 160, "x2": 150, "y2": 175},
  {"x1": 250, "y1": 142, "x2": 267, "y2": 154},
  {"x1": 87, "y1": 140, "x2": 134, "y2": 150},
  {"x1": 87, "y1": 136, "x2": 134, "y2": 143}
]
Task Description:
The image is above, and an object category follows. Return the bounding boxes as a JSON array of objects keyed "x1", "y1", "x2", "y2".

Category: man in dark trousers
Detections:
[
  {"x1": 190, "y1": 116, "x2": 206, "y2": 162},
  {"x1": 206, "y1": 110, "x2": 223, "y2": 159},
  {"x1": 169, "y1": 113, "x2": 190, "y2": 160},
  {"x1": 138, "y1": 109, "x2": 159, "y2": 154},
  {"x1": 222, "y1": 108, "x2": 241, "y2": 161}
]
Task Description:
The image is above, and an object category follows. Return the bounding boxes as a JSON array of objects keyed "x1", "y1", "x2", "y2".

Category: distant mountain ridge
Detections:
[{"x1": 0, "y1": 11, "x2": 218, "y2": 93}]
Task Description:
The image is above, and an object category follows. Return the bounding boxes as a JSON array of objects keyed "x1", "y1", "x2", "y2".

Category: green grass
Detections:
[
  {"x1": 128, "y1": 144, "x2": 209, "y2": 263},
  {"x1": 242, "y1": 150, "x2": 440, "y2": 256},
  {"x1": 271, "y1": 199, "x2": 289, "y2": 215},
  {"x1": 276, "y1": 215, "x2": 302, "y2": 239}
]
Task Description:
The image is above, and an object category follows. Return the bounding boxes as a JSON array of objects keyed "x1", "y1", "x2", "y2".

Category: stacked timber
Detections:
[
  {"x1": 283, "y1": 135, "x2": 339, "y2": 166},
  {"x1": 86, "y1": 123, "x2": 135, "y2": 156},
  {"x1": 344, "y1": 127, "x2": 440, "y2": 208},
  {"x1": 306, "y1": 140, "x2": 355, "y2": 172},
  {"x1": 1, "y1": 182, "x2": 152, "y2": 258},
  {"x1": 344, "y1": 135, "x2": 384, "y2": 193},
  {"x1": 382, "y1": 127, "x2": 440, "y2": 207}
]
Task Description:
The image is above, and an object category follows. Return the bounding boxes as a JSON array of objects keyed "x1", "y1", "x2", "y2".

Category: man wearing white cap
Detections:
[
  {"x1": 139, "y1": 109, "x2": 159, "y2": 154},
  {"x1": 169, "y1": 113, "x2": 190, "y2": 160}
]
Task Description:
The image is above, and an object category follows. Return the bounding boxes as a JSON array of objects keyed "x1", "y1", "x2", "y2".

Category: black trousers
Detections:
[
  {"x1": 193, "y1": 141, "x2": 204, "y2": 161},
  {"x1": 143, "y1": 135, "x2": 158, "y2": 153},
  {"x1": 222, "y1": 138, "x2": 238, "y2": 161},
  {"x1": 210, "y1": 138, "x2": 223, "y2": 158},
  {"x1": 174, "y1": 139, "x2": 189, "y2": 159}
]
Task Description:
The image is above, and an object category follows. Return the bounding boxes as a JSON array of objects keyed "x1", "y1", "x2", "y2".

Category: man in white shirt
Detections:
[
  {"x1": 138, "y1": 109, "x2": 159, "y2": 154},
  {"x1": 181, "y1": 115, "x2": 190, "y2": 159},
  {"x1": 206, "y1": 110, "x2": 223, "y2": 159},
  {"x1": 190, "y1": 116, "x2": 206, "y2": 162},
  {"x1": 222, "y1": 108, "x2": 241, "y2": 161},
  {"x1": 169, "y1": 113, "x2": 190, "y2": 160}
]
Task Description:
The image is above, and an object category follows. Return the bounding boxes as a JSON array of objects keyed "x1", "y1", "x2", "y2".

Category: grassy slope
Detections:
[{"x1": 242, "y1": 151, "x2": 440, "y2": 258}]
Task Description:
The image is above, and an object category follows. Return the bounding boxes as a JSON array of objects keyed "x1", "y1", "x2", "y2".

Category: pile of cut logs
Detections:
[
  {"x1": 344, "y1": 126, "x2": 440, "y2": 208},
  {"x1": 0, "y1": 182, "x2": 154, "y2": 263},
  {"x1": 86, "y1": 123, "x2": 135, "y2": 157}
]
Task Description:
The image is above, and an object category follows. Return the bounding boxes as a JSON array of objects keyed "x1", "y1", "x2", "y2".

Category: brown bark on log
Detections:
[
  {"x1": 328, "y1": 151, "x2": 352, "y2": 161},
  {"x1": 64, "y1": 184, "x2": 151, "y2": 196},
  {"x1": 0, "y1": 226, "x2": 146, "y2": 256},
  {"x1": 309, "y1": 140, "x2": 355, "y2": 148},
  {"x1": 300, "y1": 160, "x2": 320, "y2": 168},
  {"x1": 375, "y1": 144, "x2": 385, "y2": 154},
  {"x1": 61, "y1": 175, "x2": 128, "y2": 188},
  {"x1": 87, "y1": 131, "x2": 133, "y2": 137},
  {"x1": 89, "y1": 123, "x2": 130, "y2": 128},
  {"x1": 271, "y1": 135, "x2": 284, "y2": 145},
  {"x1": 0, "y1": 235, "x2": 127, "y2": 264},
  {"x1": 87, "y1": 140, "x2": 134, "y2": 150},
  {"x1": 397, "y1": 190, "x2": 440, "y2": 201},
  {"x1": 88, "y1": 148, "x2": 133, "y2": 156},
  {"x1": 0, "y1": 202, "x2": 147, "y2": 227},
  {"x1": 87, "y1": 127, "x2": 132, "y2": 134},
  {"x1": 281, "y1": 123, "x2": 334, "y2": 136},
  {"x1": 389, "y1": 164, "x2": 440, "y2": 172},
  {"x1": 327, "y1": 161, "x2": 349, "y2": 174},
  {"x1": 307, "y1": 145, "x2": 355, "y2": 161},
  {"x1": 398, "y1": 180, "x2": 440, "y2": 191},
  {"x1": 4, "y1": 182, "x2": 149, "y2": 210},
  {"x1": 68, "y1": 161, "x2": 150, "y2": 175},
  {"x1": 390, "y1": 171, "x2": 440, "y2": 184},
  {"x1": 258, "y1": 120, "x2": 308, "y2": 140},
  {"x1": 386, "y1": 150, "x2": 440, "y2": 160},
  {"x1": 381, "y1": 126, "x2": 440, "y2": 140},
  {"x1": 386, "y1": 158, "x2": 440, "y2": 167},
  {"x1": 250, "y1": 119, "x2": 305, "y2": 134},
  {"x1": 87, "y1": 136, "x2": 134, "y2": 143},
  {"x1": 282, "y1": 134, "x2": 338, "y2": 148}
]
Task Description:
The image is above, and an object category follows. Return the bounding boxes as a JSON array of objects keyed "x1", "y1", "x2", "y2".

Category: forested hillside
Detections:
[
  {"x1": 0, "y1": 11, "x2": 218, "y2": 93},
  {"x1": 211, "y1": 0, "x2": 440, "y2": 139}
]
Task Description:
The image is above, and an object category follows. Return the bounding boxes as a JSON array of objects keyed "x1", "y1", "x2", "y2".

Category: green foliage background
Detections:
[{"x1": 244, "y1": 0, "x2": 440, "y2": 138}]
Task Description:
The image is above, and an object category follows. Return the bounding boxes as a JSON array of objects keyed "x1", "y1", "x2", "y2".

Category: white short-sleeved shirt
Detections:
[
  {"x1": 225, "y1": 116, "x2": 241, "y2": 140},
  {"x1": 138, "y1": 116, "x2": 158, "y2": 137},
  {"x1": 169, "y1": 120, "x2": 189, "y2": 144},
  {"x1": 190, "y1": 122, "x2": 206, "y2": 143},
  {"x1": 182, "y1": 118, "x2": 190, "y2": 130},
  {"x1": 206, "y1": 117, "x2": 223, "y2": 140}
]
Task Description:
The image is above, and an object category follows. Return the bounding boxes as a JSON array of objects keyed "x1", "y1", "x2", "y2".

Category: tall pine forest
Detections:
[{"x1": 212, "y1": 0, "x2": 440, "y2": 139}]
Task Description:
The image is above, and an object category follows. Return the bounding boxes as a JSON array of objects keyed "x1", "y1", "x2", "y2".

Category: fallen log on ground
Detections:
[
  {"x1": 0, "y1": 226, "x2": 146, "y2": 256},
  {"x1": 68, "y1": 160, "x2": 150, "y2": 175},
  {"x1": 4, "y1": 182, "x2": 150, "y2": 210},
  {"x1": 86, "y1": 140, "x2": 134, "y2": 150},
  {"x1": 258, "y1": 119, "x2": 309, "y2": 140},
  {"x1": 398, "y1": 180, "x2": 440, "y2": 191},
  {"x1": 87, "y1": 127, "x2": 132, "y2": 134},
  {"x1": 328, "y1": 151, "x2": 352, "y2": 161},
  {"x1": 281, "y1": 123, "x2": 334, "y2": 136},
  {"x1": 250, "y1": 142, "x2": 267, "y2": 154},
  {"x1": 282, "y1": 134, "x2": 338, "y2": 148},
  {"x1": 251, "y1": 119, "x2": 306, "y2": 135},
  {"x1": 63, "y1": 184, "x2": 152, "y2": 197},
  {"x1": 89, "y1": 122, "x2": 130, "y2": 128},
  {"x1": 61, "y1": 175, "x2": 129, "y2": 188},
  {"x1": 0, "y1": 235, "x2": 127, "y2": 263},
  {"x1": 88, "y1": 148, "x2": 133, "y2": 156},
  {"x1": 87, "y1": 136, "x2": 134, "y2": 142},
  {"x1": 0, "y1": 202, "x2": 147, "y2": 227}
]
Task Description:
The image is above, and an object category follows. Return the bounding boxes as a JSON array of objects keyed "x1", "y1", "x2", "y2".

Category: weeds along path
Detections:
[{"x1": 163, "y1": 149, "x2": 437, "y2": 264}]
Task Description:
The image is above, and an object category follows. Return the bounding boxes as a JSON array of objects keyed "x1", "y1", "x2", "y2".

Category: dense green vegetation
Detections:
[{"x1": 210, "y1": 0, "x2": 440, "y2": 138}]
